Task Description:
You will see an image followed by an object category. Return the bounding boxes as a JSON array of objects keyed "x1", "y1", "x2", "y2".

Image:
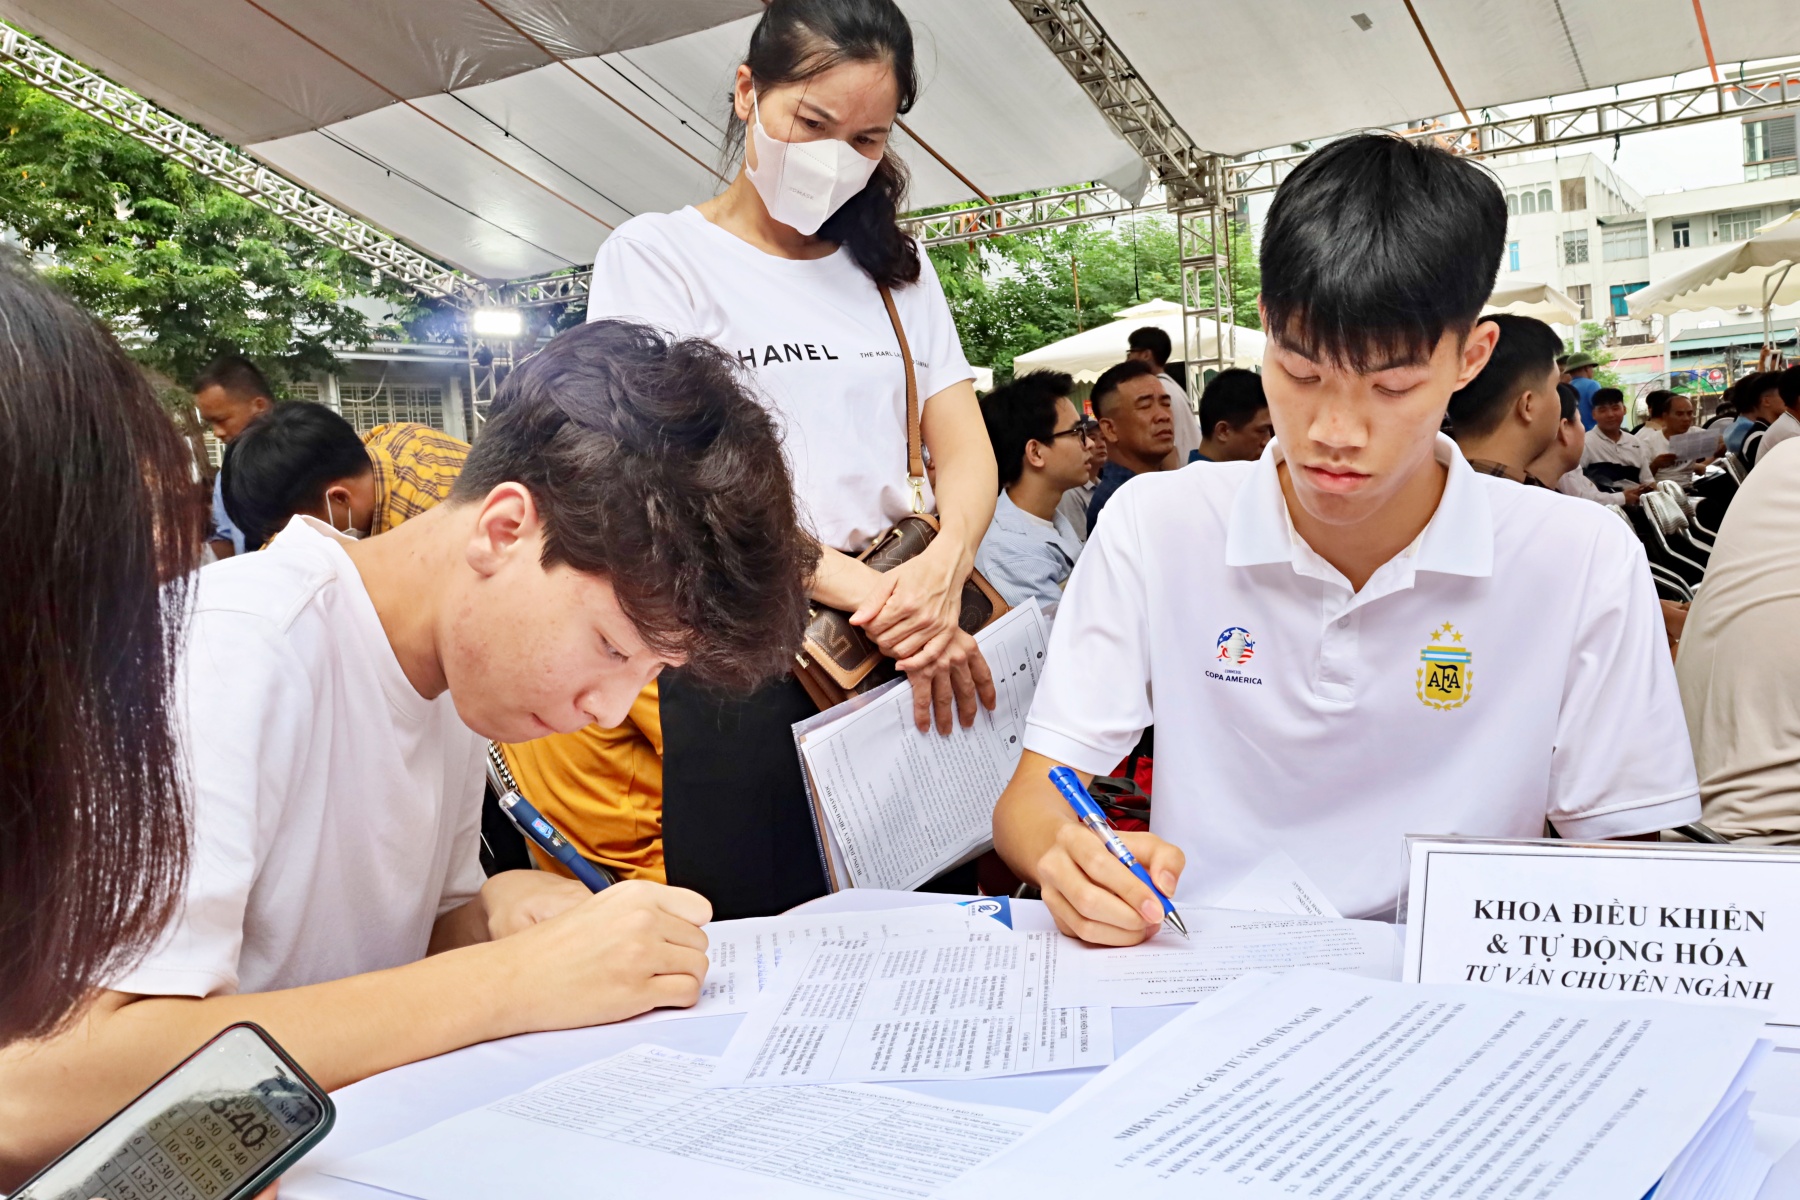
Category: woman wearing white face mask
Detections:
[{"x1": 585, "y1": 0, "x2": 998, "y2": 919}]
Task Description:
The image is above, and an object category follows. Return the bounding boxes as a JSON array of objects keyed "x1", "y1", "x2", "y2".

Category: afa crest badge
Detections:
[{"x1": 1417, "y1": 622, "x2": 1472, "y2": 710}]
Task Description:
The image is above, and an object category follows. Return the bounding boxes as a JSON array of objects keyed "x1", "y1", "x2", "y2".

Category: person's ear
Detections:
[
  {"x1": 1209, "y1": 420, "x2": 1230, "y2": 442},
  {"x1": 464, "y1": 482, "x2": 538, "y2": 579},
  {"x1": 1024, "y1": 438, "x2": 1050, "y2": 470},
  {"x1": 733, "y1": 64, "x2": 755, "y2": 122},
  {"x1": 1453, "y1": 322, "x2": 1500, "y2": 390}
]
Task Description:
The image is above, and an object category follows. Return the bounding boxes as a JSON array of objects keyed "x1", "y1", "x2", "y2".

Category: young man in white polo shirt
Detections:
[
  {"x1": 993, "y1": 134, "x2": 1699, "y2": 942},
  {"x1": 0, "y1": 321, "x2": 819, "y2": 1179}
]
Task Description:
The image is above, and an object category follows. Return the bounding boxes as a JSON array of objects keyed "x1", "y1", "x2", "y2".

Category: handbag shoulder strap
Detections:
[{"x1": 877, "y1": 283, "x2": 926, "y2": 514}]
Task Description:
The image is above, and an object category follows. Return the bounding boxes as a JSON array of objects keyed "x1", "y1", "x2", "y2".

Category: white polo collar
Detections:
[{"x1": 1225, "y1": 433, "x2": 1493, "y2": 587}]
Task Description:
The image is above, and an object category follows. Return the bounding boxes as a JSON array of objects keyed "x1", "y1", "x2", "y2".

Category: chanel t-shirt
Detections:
[{"x1": 586, "y1": 207, "x2": 975, "y2": 552}]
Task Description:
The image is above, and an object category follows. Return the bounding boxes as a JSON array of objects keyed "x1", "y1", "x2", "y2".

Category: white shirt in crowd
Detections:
[
  {"x1": 1579, "y1": 426, "x2": 1654, "y2": 488},
  {"x1": 1761, "y1": 410, "x2": 1800, "y2": 456},
  {"x1": 1162, "y1": 372, "x2": 1202, "y2": 465},
  {"x1": 1634, "y1": 425, "x2": 1692, "y2": 483},
  {"x1": 114, "y1": 518, "x2": 487, "y2": 998},
  {"x1": 1025, "y1": 435, "x2": 1699, "y2": 920},
  {"x1": 1555, "y1": 468, "x2": 1626, "y2": 506},
  {"x1": 974, "y1": 490, "x2": 1084, "y2": 619},
  {"x1": 585, "y1": 208, "x2": 974, "y2": 553}
]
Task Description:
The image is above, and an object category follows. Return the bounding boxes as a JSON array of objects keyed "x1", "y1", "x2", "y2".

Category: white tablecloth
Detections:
[{"x1": 281, "y1": 889, "x2": 1800, "y2": 1200}]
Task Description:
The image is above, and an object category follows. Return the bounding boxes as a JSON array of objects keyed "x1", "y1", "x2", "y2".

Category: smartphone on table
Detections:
[{"x1": 12, "y1": 1023, "x2": 333, "y2": 1200}]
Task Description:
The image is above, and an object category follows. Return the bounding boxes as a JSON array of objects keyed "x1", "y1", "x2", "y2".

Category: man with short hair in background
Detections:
[
  {"x1": 1724, "y1": 371, "x2": 1785, "y2": 459},
  {"x1": 974, "y1": 371, "x2": 1091, "y2": 617},
  {"x1": 1085, "y1": 359, "x2": 1174, "y2": 531},
  {"x1": 194, "y1": 355, "x2": 275, "y2": 558},
  {"x1": 1579, "y1": 388, "x2": 1654, "y2": 503},
  {"x1": 1056, "y1": 417, "x2": 1108, "y2": 542},
  {"x1": 1446, "y1": 314, "x2": 1564, "y2": 485},
  {"x1": 1192, "y1": 368, "x2": 1274, "y2": 464},
  {"x1": 1126, "y1": 326, "x2": 1203, "y2": 467}
]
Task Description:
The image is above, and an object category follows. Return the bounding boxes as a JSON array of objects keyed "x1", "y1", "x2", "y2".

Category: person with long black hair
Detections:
[
  {"x1": 586, "y1": 0, "x2": 999, "y2": 919},
  {"x1": 0, "y1": 258, "x2": 204, "y2": 1045}
]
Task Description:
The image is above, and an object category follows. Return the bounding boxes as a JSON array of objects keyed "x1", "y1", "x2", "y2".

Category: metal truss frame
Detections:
[
  {"x1": 1004, "y1": 0, "x2": 1231, "y2": 380},
  {"x1": 900, "y1": 185, "x2": 1165, "y2": 245},
  {"x1": 1224, "y1": 65, "x2": 1800, "y2": 198},
  {"x1": 0, "y1": 23, "x2": 480, "y2": 306}
]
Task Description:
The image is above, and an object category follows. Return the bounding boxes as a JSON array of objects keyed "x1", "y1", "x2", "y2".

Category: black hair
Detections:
[
  {"x1": 1260, "y1": 134, "x2": 1506, "y2": 373},
  {"x1": 1780, "y1": 365, "x2": 1800, "y2": 407},
  {"x1": 1592, "y1": 388, "x2": 1625, "y2": 409},
  {"x1": 980, "y1": 371, "x2": 1074, "y2": 489},
  {"x1": 1444, "y1": 315, "x2": 1563, "y2": 439},
  {"x1": 0, "y1": 257, "x2": 203, "y2": 1044},
  {"x1": 729, "y1": 0, "x2": 921, "y2": 290},
  {"x1": 453, "y1": 319, "x2": 819, "y2": 693},
  {"x1": 193, "y1": 354, "x2": 273, "y2": 402},
  {"x1": 1733, "y1": 371, "x2": 1781, "y2": 415},
  {"x1": 1555, "y1": 382, "x2": 1579, "y2": 423},
  {"x1": 1090, "y1": 359, "x2": 1158, "y2": 419},
  {"x1": 221, "y1": 403, "x2": 373, "y2": 549},
  {"x1": 1644, "y1": 389, "x2": 1678, "y2": 419},
  {"x1": 1127, "y1": 326, "x2": 1173, "y2": 367},
  {"x1": 1198, "y1": 368, "x2": 1267, "y2": 438}
]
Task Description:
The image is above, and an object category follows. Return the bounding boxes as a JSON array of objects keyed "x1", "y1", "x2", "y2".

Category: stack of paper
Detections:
[{"x1": 940, "y1": 968, "x2": 1775, "y2": 1200}]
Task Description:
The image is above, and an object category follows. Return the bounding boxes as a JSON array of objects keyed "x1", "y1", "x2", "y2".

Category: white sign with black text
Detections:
[{"x1": 1402, "y1": 837, "x2": 1800, "y2": 1025}]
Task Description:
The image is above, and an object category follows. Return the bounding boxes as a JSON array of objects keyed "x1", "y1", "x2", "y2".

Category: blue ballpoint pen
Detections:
[
  {"x1": 498, "y1": 790, "x2": 612, "y2": 893},
  {"x1": 1048, "y1": 766, "x2": 1188, "y2": 938}
]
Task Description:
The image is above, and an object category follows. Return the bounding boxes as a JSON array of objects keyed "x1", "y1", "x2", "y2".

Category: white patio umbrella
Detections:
[
  {"x1": 1011, "y1": 297, "x2": 1265, "y2": 382},
  {"x1": 1628, "y1": 211, "x2": 1800, "y2": 348},
  {"x1": 1484, "y1": 280, "x2": 1582, "y2": 325}
]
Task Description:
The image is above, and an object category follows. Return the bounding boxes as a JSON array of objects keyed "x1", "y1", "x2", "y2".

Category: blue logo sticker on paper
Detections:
[{"x1": 959, "y1": 897, "x2": 1013, "y2": 928}]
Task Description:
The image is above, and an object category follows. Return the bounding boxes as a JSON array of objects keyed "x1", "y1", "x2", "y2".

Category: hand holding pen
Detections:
[{"x1": 1038, "y1": 766, "x2": 1189, "y2": 944}]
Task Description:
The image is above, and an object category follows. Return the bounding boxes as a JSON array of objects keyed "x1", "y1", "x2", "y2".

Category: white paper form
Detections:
[
  {"x1": 712, "y1": 933, "x2": 1112, "y2": 1087},
  {"x1": 796, "y1": 601, "x2": 1048, "y2": 891},
  {"x1": 1214, "y1": 850, "x2": 1343, "y2": 917},
  {"x1": 1042, "y1": 911, "x2": 1399, "y2": 1008},
  {"x1": 331, "y1": 1045, "x2": 1040, "y2": 1200},
  {"x1": 943, "y1": 967, "x2": 1769, "y2": 1200},
  {"x1": 641, "y1": 904, "x2": 1011, "y2": 1022}
]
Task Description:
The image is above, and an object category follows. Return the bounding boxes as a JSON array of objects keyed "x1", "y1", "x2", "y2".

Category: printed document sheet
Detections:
[
  {"x1": 942, "y1": 967, "x2": 1768, "y2": 1200},
  {"x1": 795, "y1": 602, "x2": 1048, "y2": 891},
  {"x1": 1043, "y1": 911, "x2": 1399, "y2": 1008},
  {"x1": 712, "y1": 933, "x2": 1111, "y2": 1087},
  {"x1": 331, "y1": 1045, "x2": 1040, "y2": 1200}
]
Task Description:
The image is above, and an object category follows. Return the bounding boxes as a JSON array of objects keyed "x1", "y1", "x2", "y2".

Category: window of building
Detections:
[
  {"x1": 1507, "y1": 241, "x2": 1520, "y2": 272},
  {"x1": 1610, "y1": 282, "x2": 1648, "y2": 318},
  {"x1": 1505, "y1": 193, "x2": 1516, "y2": 215},
  {"x1": 1562, "y1": 228, "x2": 1589, "y2": 265},
  {"x1": 1715, "y1": 208, "x2": 1765, "y2": 243},
  {"x1": 1743, "y1": 115, "x2": 1798, "y2": 181},
  {"x1": 337, "y1": 383, "x2": 446, "y2": 435},
  {"x1": 1561, "y1": 178, "x2": 1587, "y2": 211},
  {"x1": 1537, "y1": 188, "x2": 1552, "y2": 212},
  {"x1": 1520, "y1": 190, "x2": 1537, "y2": 215},
  {"x1": 1568, "y1": 284, "x2": 1592, "y2": 320},
  {"x1": 1671, "y1": 220, "x2": 1690, "y2": 249},
  {"x1": 1601, "y1": 222, "x2": 1648, "y2": 261}
]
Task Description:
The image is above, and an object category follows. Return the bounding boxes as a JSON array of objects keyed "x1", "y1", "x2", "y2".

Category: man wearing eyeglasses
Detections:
[{"x1": 975, "y1": 371, "x2": 1094, "y2": 619}]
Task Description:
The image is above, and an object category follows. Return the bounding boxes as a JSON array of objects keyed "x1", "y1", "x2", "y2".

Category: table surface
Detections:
[{"x1": 282, "y1": 890, "x2": 1800, "y2": 1200}]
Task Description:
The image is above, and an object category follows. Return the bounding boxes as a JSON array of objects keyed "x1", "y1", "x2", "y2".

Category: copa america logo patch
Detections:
[
  {"x1": 1216, "y1": 627, "x2": 1256, "y2": 666},
  {"x1": 1206, "y1": 627, "x2": 1265, "y2": 686}
]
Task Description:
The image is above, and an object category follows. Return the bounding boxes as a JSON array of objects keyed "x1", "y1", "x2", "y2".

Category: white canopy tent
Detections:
[
  {"x1": 1011, "y1": 298, "x2": 1264, "y2": 382},
  {"x1": 1484, "y1": 279, "x2": 1582, "y2": 326},
  {"x1": 6, "y1": 0, "x2": 1800, "y2": 286},
  {"x1": 1628, "y1": 212, "x2": 1800, "y2": 348}
]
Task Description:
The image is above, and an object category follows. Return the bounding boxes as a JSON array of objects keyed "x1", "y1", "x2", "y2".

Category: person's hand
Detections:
[
  {"x1": 849, "y1": 542, "x2": 964, "y2": 663},
  {"x1": 905, "y1": 627, "x2": 997, "y2": 734},
  {"x1": 1036, "y1": 823, "x2": 1186, "y2": 946},
  {"x1": 479, "y1": 869, "x2": 593, "y2": 940},
  {"x1": 1650, "y1": 452, "x2": 1679, "y2": 472},
  {"x1": 1624, "y1": 485, "x2": 1646, "y2": 505},
  {"x1": 493, "y1": 880, "x2": 712, "y2": 1031}
]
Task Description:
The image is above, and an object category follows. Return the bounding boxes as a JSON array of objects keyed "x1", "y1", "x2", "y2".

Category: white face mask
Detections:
[
  {"x1": 325, "y1": 492, "x2": 362, "y2": 540},
  {"x1": 744, "y1": 90, "x2": 882, "y2": 236}
]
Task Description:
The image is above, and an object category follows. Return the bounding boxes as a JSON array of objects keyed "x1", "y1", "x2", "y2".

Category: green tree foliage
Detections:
[
  {"x1": 1565, "y1": 321, "x2": 1623, "y2": 391},
  {"x1": 927, "y1": 213, "x2": 1260, "y2": 380},
  {"x1": 0, "y1": 75, "x2": 418, "y2": 390}
]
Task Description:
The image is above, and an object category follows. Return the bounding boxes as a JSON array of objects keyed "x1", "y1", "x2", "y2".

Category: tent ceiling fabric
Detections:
[
  {"x1": 1083, "y1": 0, "x2": 1800, "y2": 157},
  {"x1": 10, "y1": 0, "x2": 1800, "y2": 282}
]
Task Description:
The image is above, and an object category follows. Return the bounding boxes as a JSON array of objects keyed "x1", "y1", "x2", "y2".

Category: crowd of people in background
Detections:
[{"x1": 2, "y1": 0, "x2": 1797, "y2": 1187}]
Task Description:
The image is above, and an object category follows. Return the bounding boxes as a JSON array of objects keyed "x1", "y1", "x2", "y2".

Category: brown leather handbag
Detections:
[{"x1": 792, "y1": 285, "x2": 1008, "y2": 711}]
